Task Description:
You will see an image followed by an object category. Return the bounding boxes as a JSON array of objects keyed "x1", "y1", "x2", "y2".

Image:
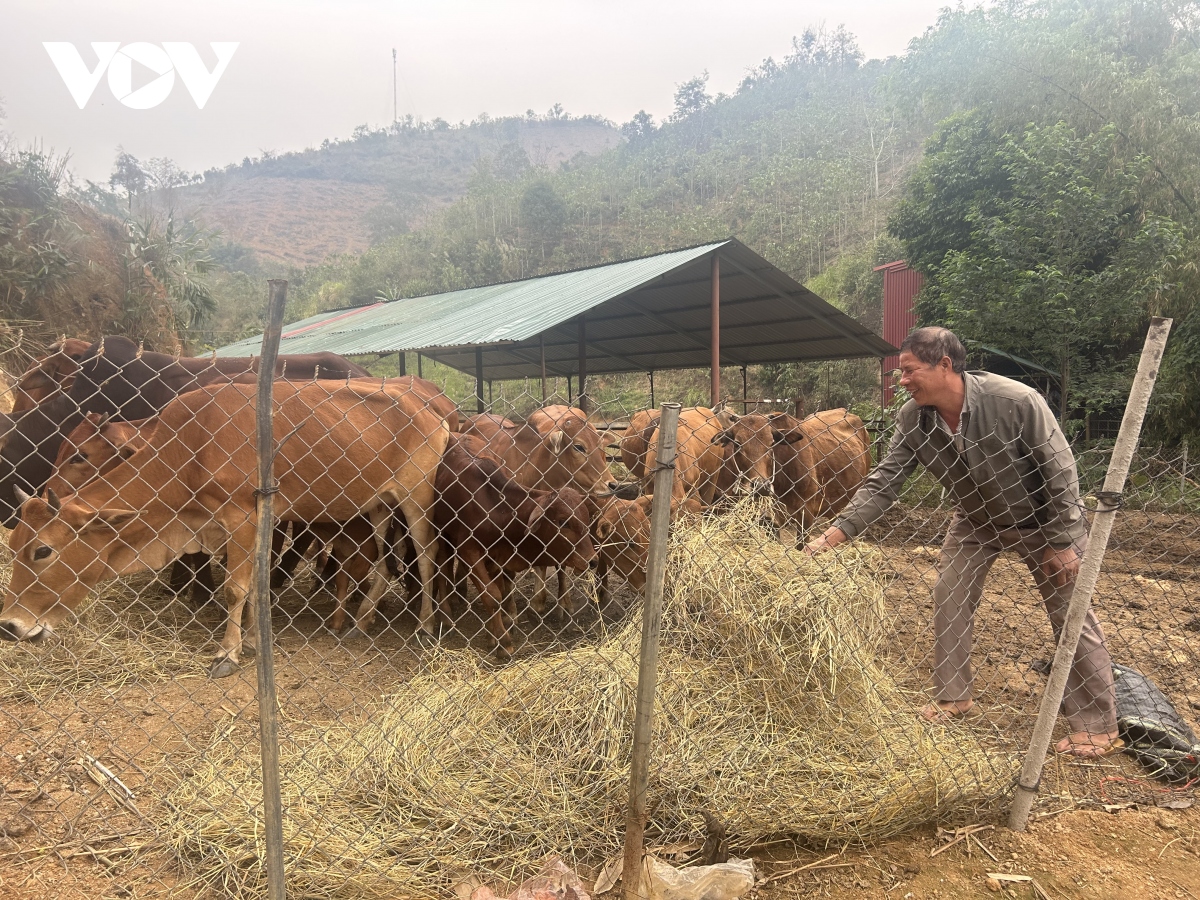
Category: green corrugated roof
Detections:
[
  {"x1": 214, "y1": 239, "x2": 895, "y2": 378},
  {"x1": 216, "y1": 242, "x2": 726, "y2": 358}
]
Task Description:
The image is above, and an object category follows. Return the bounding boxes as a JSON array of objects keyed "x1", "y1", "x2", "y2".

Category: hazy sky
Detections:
[{"x1": 2, "y1": 0, "x2": 952, "y2": 185}]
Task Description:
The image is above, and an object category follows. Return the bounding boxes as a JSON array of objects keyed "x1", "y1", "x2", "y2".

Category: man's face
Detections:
[{"x1": 897, "y1": 351, "x2": 955, "y2": 405}]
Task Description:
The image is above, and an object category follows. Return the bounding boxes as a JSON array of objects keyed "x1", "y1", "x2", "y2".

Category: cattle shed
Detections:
[{"x1": 216, "y1": 239, "x2": 896, "y2": 411}]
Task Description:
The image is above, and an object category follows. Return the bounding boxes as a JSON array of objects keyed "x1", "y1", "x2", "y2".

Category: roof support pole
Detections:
[
  {"x1": 397, "y1": 351, "x2": 406, "y2": 377},
  {"x1": 417, "y1": 353, "x2": 423, "y2": 379},
  {"x1": 710, "y1": 254, "x2": 721, "y2": 408},
  {"x1": 539, "y1": 334, "x2": 547, "y2": 403},
  {"x1": 475, "y1": 347, "x2": 484, "y2": 414},
  {"x1": 741, "y1": 364, "x2": 748, "y2": 412},
  {"x1": 577, "y1": 315, "x2": 589, "y2": 414},
  {"x1": 567, "y1": 375, "x2": 573, "y2": 404},
  {"x1": 649, "y1": 370, "x2": 655, "y2": 409}
]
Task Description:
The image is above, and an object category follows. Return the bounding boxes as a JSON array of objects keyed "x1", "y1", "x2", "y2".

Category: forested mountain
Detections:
[{"x1": 164, "y1": 116, "x2": 620, "y2": 269}]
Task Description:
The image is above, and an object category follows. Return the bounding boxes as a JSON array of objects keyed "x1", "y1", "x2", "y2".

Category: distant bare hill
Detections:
[{"x1": 171, "y1": 118, "x2": 621, "y2": 269}]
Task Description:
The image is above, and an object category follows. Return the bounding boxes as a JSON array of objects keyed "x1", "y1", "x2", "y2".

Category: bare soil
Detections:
[{"x1": 1, "y1": 506, "x2": 1197, "y2": 899}]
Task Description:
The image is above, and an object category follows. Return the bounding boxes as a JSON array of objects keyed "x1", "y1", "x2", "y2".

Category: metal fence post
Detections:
[
  {"x1": 1008, "y1": 317, "x2": 1173, "y2": 831},
  {"x1": 254, "y1": 279, "x2": 289, "y2": 898},
  {"x1": 622, "y1": 402, "x2": 681, "y2": 900}
]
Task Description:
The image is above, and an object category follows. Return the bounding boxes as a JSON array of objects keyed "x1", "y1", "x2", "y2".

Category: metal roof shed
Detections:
[{"x1": 216, "y1": 239, "x2": 895, "y2": 410}]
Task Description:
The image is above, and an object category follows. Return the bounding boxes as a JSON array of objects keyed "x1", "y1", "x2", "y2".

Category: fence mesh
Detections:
[{"x1": 0, "y1": 342, "x2": 1196, "y2": 899}]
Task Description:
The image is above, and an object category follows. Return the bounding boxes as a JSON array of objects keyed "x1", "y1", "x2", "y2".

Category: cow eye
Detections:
[
  {"x1": 33, "y1": 546, "x2": 53, "y2": 561},
  {"x1": 69, "y1": 454, "x2": 87, "y2": 465},
  {"x1": 572, "y1": 443, "x2": 586, "y2": 453}
]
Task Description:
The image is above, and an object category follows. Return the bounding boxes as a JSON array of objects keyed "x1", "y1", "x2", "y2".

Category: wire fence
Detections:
[{"x1": 0, "y1": 327, "x2": 1197, "y2": 900}]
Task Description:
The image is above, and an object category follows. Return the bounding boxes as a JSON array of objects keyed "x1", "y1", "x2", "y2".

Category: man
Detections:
[{"x1": 806, "y1": 327, "x2": 1119, "y2": 758}]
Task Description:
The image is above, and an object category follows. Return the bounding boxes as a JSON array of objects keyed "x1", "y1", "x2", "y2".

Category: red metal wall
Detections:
[{"x1": 876, "y1": 261, "x2": 923, "y2": 404}]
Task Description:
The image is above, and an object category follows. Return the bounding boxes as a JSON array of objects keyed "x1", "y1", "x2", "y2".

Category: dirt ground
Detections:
[{"x1": 1, "y1": 506, "x2": 1197, "y2": 900}]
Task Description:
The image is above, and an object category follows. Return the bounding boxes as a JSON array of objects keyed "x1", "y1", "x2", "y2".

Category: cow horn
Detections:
[
  {"x1": 96, "y1": 337, "x2": 105, "y2": 358},
  {"x1": 136, "y1": 340, "x2": 144, "y2": 359},
  {"x1": 547, "y1": 429, "x2": 567, "y2": 453},
  {"x1": 46, "y1": 488, "x2": 61, "y2": 513},
  {"x1": 13, "y1": 486, "x2": 33, "y2": 506}
]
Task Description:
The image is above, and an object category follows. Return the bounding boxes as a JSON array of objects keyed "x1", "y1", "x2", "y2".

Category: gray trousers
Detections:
[{"x1": 934, "y1": 514, "x2": 1117, "y2": 734}]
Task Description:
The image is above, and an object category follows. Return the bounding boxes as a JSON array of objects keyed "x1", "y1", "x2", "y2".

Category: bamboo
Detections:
[
  {"x1": 1008, "y1": 317, "x2": 1173, "y2": 831},
  {"x1": 622, "y1": 403, "x2": 681, "y2": 900},
  {"x1": 253, "y1": 279, "x2": 289, "y2": 900}
]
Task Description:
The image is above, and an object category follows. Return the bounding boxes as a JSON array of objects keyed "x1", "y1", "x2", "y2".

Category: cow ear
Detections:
[
  {"x1": 774, "y1": 428, "x2": 805, "y2": 444},
  {"x1": 634, "y1": 495, "x2": 654, "y2": 515},
  {"x1": 86, "y1": 508, "x2": 139, "y2": 531},
  {"x1": 527, "y1": 494, "x2": 550, "y2": 529},
  {"x1": 595, "y1": 518, "x2": 615, "y2": 541}
]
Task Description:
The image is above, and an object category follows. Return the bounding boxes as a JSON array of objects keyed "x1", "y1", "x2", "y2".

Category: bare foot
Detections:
[
  {"x1": 1055, "y1": 731, "x2": 1122, "y2": 758},
  {"x1": 920, "y1": 700, "x2": 975, "y2": 722}
]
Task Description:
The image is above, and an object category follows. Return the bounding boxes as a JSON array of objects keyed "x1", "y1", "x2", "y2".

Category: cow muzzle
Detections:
[{"x1": 0, "y1": 616, "x2": 48, "y2": 642}]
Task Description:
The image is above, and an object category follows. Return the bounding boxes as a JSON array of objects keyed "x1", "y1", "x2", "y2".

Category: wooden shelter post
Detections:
[
  {"x1": 649, "y1": 370, "x2": 655, "y2": 409},
  {"x1": 577, "y1": 315, "x2": 588, "y2": 414},
  {"x1": 741, "y1": 364, "x2": 748, "y2": 411},
  {"x1": 567, "y1": 375, "x2": 573, "y2": 404},
  {"x1": 539, "y1": 334, "x2": 547, "y2": 402},
  {"x1": 417, "y1": 353, "x2": 423, "y2": 378},
  {"x1": 475, "y1": 347, "x2": 485, "y2": 413},
  {"x1": 710, "y1": 254, "x2": 721, "y2": 408},
  {"x1": 397, "y1": 351, "x2": 406, "y2": 377}
]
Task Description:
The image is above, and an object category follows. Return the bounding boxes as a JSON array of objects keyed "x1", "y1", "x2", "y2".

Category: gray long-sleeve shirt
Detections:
[{"x1": 834, "y1": 371, "x2": 1087, "y2": 548}]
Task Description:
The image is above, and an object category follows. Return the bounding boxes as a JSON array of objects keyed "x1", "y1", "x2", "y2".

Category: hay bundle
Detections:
[
  {"x1": 0, "y1": 552, "x2": 198, "y2": 701},
  {"x1": 164, "y1": 499, "x2": 1015, "y2": 899}
]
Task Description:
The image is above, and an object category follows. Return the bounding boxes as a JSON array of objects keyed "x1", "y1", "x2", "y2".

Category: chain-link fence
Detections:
[{"x1": 1, "y1": 330, "x2": 1196, "y2": 900}]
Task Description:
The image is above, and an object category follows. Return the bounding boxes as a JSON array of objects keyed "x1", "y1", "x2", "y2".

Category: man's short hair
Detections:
[{"x1": 900, "y1": 327, "x2": 967, "y2": 374}]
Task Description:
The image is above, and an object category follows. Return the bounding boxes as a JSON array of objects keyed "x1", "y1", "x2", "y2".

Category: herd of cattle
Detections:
[{"x1": 0, "y1": 337, "x2": 870, "y2": 676}]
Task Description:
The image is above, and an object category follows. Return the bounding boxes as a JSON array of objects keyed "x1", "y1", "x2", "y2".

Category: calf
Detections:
[
  {"x1": 2, "y1": 380, "x2": 450, "y2": 677},
  {"x1": 589, "y1": 495, "x2": 652, "y2": 608},
  {"x1": 10, "y1": 339, "x2": 92, "y2": 412},
  {"x1": 433, "y1": 434, "x2": 595, "y2": 658}
]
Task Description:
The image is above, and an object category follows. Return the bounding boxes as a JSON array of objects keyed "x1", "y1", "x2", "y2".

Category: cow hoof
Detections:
[
  {"x1": 209, "y1": 658, "x2": 239, "y2": 679},
  {"x1": 342, "y1": 626, "x2": 371, "y2": 643},
  {"x1": 413, "y1": 629, "x2": 438, "y2": 648},
  {"x1": 492, "y1": 644, "x2": 514, "y2": 661}
]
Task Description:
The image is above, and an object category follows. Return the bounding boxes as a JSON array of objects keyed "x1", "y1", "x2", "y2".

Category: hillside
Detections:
[{"x1": 169, "y1": 118, "x2": 621, "y2": 270}]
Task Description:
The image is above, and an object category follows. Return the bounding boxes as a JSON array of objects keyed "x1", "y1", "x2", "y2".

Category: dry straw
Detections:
[
  {"x1": 0, "y1": 556, "x2": 200, "y2": 701},
  {"x1": 160, "y1": 498, "x2": 1014, "y2": 898}
]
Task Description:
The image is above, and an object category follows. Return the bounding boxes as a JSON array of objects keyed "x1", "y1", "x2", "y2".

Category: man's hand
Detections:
[
  {"x1": 804, "y1": 526, "x2": 848, "y2": 556},
  {"x1": 1041, "y1": 545, "x2": 1081, "y2": 588}
]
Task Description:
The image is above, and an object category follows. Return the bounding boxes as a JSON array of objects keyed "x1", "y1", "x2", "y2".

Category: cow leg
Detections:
[
  {"x1": 556, "y1": 567, "x2": 573, "y2": 619},
  {"x1": 468, "y1": 559, "x2": 512, "y2": 659},
  {"x1": 395, "y1": 488, "x2": 439, "y2": 643},
  {"x1": 168, "y1": 554, "x2": 216, "y2": 606},
  {"x1": 212, "y1": 523, "x2": 258, "y2": 679},
  {"x1": 596, "y1": 552, "x2": 610, "y2": 609},
  {"x1": 347, "y1": 509, "x2": 392, "y2": 638},
  {"x1": 273, "y1": 524, "x2": 315, "y2": 588},
  {"x1": 530, "y1": 567, "x2": 555, "y2": 618}
]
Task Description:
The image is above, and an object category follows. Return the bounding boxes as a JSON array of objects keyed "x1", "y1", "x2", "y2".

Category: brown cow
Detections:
[
  {"x1": 48, "y1": 414, "x2": 152, "y2": 496},
  {"x1": 466, "y1": 405, "x2": 616, "y2": 617},
  {"x1": 432, "y1": 433, "x2": 595, "y2": 657},
  {"x1": 588, "y1": 494, "x2": 652, "y2": 607},
  {"x1": 640, "y1": 406, "x2": 731, "y2": 507},
  {"x1": 10, "y1": 339, "x2": 93, "y2": 412},
  {"x1": 619, "y1": 408, "x2": 661, "y2": 480},
  {"x1": 1, "y1": 380, "x2": 450, "y2": 676},
  {"x1": 714, "y1": 408, "x2": 870, "y2": 534}
]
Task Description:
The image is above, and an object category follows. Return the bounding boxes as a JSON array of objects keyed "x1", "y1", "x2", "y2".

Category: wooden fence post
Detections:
[
  {"x1": 1008, "y1": 317, "x2": 1173, "y2": 831},
  {"x1": 622, "y1": 403, "x2": 681, "y2": 900},
  {"x1": 253, "y1": 279, "x2": 289, "y2": 899}
]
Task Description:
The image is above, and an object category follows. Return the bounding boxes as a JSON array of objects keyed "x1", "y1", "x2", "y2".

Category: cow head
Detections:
[
  {"x1": 713, "y1": 413, "x2": 781, "y2": 496},
  {"x1": 0, "y1": 393, "x2": 81, "y2": 528},
  {"x1": 50, "y1": 414, "x2": 145, "y2": 495},
  {"x1": 526, "y1": 487, "x2": 596, "y2": 572},
  {"x1": 541, "y1": 417, "x2": 618, "y2": 495},
  {"x1": 592, "y1": 495, "x2": 651, "y2": 590},
  {"x1": 0, "y1": 491, "x2": 141, "y2": 641}
]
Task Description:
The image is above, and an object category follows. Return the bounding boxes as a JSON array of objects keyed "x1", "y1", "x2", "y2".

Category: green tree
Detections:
[{"x1": 892, "y1": 119, "x2": 1182, "y2": 422}]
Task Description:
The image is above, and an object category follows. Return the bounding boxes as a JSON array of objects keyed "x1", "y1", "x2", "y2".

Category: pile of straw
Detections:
[
  {"x1": 163, "y1": 499, "x2": 1015, "y2": 899},
  {"x1": 0, "y1": 558, "x2": 200, "y2": 701}
]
